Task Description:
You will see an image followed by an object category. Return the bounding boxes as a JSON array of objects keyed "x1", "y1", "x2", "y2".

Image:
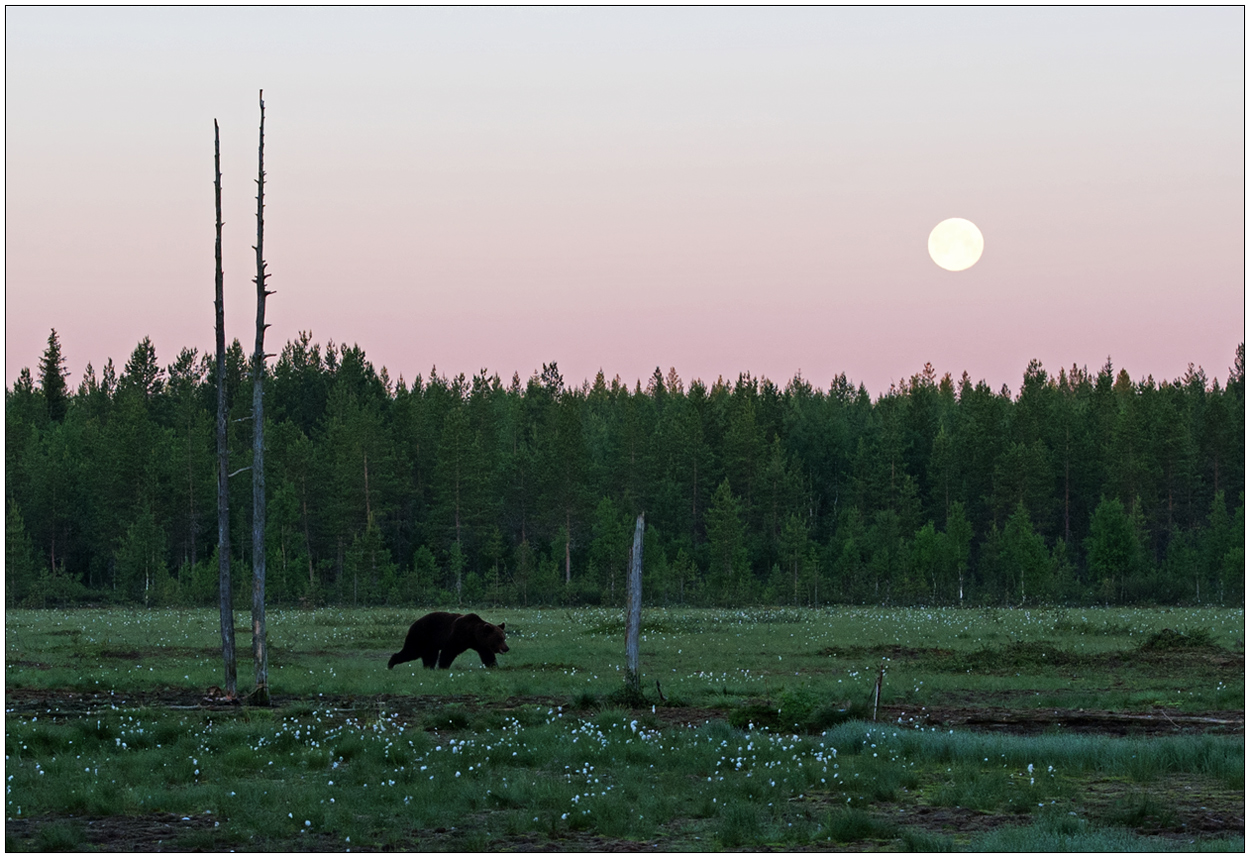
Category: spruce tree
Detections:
[{"x1": 37, "y1": 329, "x2": 68, "y2": 423}]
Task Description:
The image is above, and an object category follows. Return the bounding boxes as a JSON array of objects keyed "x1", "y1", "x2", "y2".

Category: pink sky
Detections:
[{"x1": 6, "y1": 8, "x2": 1244, "y2": 397}]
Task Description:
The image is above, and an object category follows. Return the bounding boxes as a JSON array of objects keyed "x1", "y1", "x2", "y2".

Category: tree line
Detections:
[{"x1": 6, "y1": 331, "x2": 1244, "y2": 609}]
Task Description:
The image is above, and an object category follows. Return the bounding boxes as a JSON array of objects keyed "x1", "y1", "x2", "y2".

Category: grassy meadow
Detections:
[{"x1": 5, "y1": 606, "x2": 1244, "y2": 851}]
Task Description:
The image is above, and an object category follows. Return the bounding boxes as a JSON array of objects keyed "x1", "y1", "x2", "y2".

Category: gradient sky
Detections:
[{"x1": 6, "y1": 8, "x2": 1244, "y2": 396}]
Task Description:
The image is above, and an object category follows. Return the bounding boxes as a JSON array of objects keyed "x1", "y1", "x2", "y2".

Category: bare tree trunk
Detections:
[
  {"x1": 214, "y1": 119, "x2": 237, "y2": 700},
  {"x1": 302, "y1": 490, "x2": 315, "y2": 592},
  {"x1": 691, "y1": 459, "x2": 697, "y2": 549},
  {"x1": 187, "y1": 430, "x2": 197, "y2": 572},
  {"x1": 624, "y1": 513, "x2": 644, "y2": 696},
  {"x1": 363, "y1": 451, "x2": 372, "y2": 525},
  {"x1": 1063, "y1": 425, "x2": 1072, "y2": 544},
  {"x1": 250, "y1": 91, "x2": 272, "y2": 706}
]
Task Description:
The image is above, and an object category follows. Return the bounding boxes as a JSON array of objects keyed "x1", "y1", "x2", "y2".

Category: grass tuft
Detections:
[
  {"x1": 717, "y1": 801, "x2": 763, "y2": 848},
  {"x1": 1139, "y1": 626, "x2": 1218, "y2": 651},
  {"x1": 822, "y1": 807, "x2": 897, "y2": 843},
  {"x1": 33, "y1": 820, "x2": 86, "y2": 852}
]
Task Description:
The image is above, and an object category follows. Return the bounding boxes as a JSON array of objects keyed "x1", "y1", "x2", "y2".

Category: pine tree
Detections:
[
  {"x1": 705, "y1": 478, "x2": 749, "y2": 604},
  {"x1": 589, "y1": 496, "x2": 628, "y2": 605},
  {"x1": 1200, "y1": 491, "x2": 1233, "y2": 605},
  {"x1": 434, "y1": 401, "x2": 486, "y2": 570},
  {"x1": 6, "y1": 504, "x2": 40, "y2": 606},
  {"x1": 778, "y1": 512, "x2": 812, "y2": 606}
]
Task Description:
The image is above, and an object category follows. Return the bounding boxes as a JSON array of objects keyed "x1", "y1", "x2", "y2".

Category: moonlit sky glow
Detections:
[{"x1": 5, "y1": 8, "x2": 1244, "y2": 395}]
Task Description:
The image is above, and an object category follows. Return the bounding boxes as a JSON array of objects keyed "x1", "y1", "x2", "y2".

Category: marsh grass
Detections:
[
  {"x1": 5, "y1": 606, "x2": 1243, "y2": 850},
  {"x1": 967, "y1": 813, "x2": 1245, "y2": 852},
  {"x1": 821, "y1": 806, "x2": 898, "y2": 843}
]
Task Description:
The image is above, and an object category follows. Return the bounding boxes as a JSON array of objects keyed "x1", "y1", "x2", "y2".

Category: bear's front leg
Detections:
[{"x1": 437, "y1": 645, "x2": 468, "y2": 669}]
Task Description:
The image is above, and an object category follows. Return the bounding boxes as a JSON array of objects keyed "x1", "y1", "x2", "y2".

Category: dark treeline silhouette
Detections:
[{"x1": 6, "y1": 330, "x2": 1244, "y2": 609}]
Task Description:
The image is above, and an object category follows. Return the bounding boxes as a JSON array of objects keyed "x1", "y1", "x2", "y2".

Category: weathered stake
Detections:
[{"x1": 624, "y1": 513, "x2": 644, "y2": 696}]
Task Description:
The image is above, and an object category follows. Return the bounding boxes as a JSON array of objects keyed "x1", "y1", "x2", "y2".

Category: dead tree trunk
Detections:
[
  {"x1": 250, "y1": 90, "x2": 272, "y2": 706},
  {"x1": 214, "y1": 119, "x2": 237, "y2": 700},
  {"x1": 624, "y1": 513, "x2": 644, "y2": 697}
]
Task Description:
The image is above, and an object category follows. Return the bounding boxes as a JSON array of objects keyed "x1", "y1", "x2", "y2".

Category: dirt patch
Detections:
[
  {"x1": 898, "y1": 803, "x2": 1023, "y2": 836},
  {"x1": 6, "y1": 686, "x2": 247, "y2": 716},
  {"x1": 6, "y1": 812, "x2": 217, "y2": 852},
  {"x1": 5, "y1": 661, "x2": 51, "y2": 671},
  {"x1": 460, "y1": 830, "x2": 666, "y2": 851},
  {"x1": 3, "y1": 686, "x2": 572, "y2": 722},
  {"x1": 6, "y1": 686, "x2": 1242, "y2": 739},
  {"x1": 649, "y1": 706, "x2": 729, "y2": 728},
  {"x1": 1079, "y1": 775, "x2": 1245, "y2": 841},
  {"x1": 880, "y1": 702, "x2": 1244, "y2": 737},
  {"x1": 820, "y1": 641, "x2": 1244, "y2": 676}
]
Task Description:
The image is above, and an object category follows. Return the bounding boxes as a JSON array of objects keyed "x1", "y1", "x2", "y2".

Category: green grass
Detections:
[
  {"x1": 969, "y1": 813, "x2": 1245, "y2": 852},
  {"x1": 5, "y1": 606, "x2": 1243, "y2": 850}
]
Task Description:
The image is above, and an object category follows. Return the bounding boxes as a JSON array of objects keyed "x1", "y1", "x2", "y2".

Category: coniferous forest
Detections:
[{"x1": 6, "y1": 331, "x2": 1244, "y2": 609}]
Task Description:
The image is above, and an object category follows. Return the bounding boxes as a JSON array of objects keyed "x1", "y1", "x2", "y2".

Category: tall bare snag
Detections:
[
  {"x1": 251, "y1": 90, "x2": 272, "y2": 705},
  {"x1": 213, "y1": 119, "x2": 237, "y2": 699}
]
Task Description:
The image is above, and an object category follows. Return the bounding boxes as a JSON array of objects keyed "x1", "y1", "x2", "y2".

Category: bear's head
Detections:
[
  {"x1": 459, "y1": 613, "x2": 509, "y2": 656},
  {"x1": 479, "y1": 620, "x2": 508, "y2": 654}
]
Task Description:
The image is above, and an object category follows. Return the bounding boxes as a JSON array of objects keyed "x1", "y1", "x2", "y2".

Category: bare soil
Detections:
[
  {"x1": 6, "y1": 685, "x2": 1242, "y2": 738},
  {"x1": 5, "y1": 812, "x2": 217, "y2": 852}
]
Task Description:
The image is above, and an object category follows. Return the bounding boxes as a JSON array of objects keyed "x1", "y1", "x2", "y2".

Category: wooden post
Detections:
[
  {"x1": 250, "y1": 90, "x2": 272, "y2": 706},
  {"x1": 873, "y1": 666, "x2": 884, "y2": 722},
  {"x1": 624, "y1": 513, "x2": 644, "y2": 696},
  {"x1": 213, "y1": 119, "x2": 237, "y2": 700}
]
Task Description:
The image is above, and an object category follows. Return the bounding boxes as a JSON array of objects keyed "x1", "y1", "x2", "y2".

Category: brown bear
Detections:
[{"x1": 387, "y1": 611, "x2": 509, "y2": 670}]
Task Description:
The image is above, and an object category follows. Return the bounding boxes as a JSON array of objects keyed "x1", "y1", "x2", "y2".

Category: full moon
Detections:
[{"x1": 928, "y1": 218, "x2": 984, "y2": 271}]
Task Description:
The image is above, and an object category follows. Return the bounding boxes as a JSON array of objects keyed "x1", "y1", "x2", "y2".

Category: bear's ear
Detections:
[{"x1": 499, "y1": 622, "x2": 505, "y2": 631}]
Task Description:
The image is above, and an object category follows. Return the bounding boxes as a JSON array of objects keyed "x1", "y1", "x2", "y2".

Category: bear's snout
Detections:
[{"x1": 499, "y1": 642, "x2": 509, "y2": 653}]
